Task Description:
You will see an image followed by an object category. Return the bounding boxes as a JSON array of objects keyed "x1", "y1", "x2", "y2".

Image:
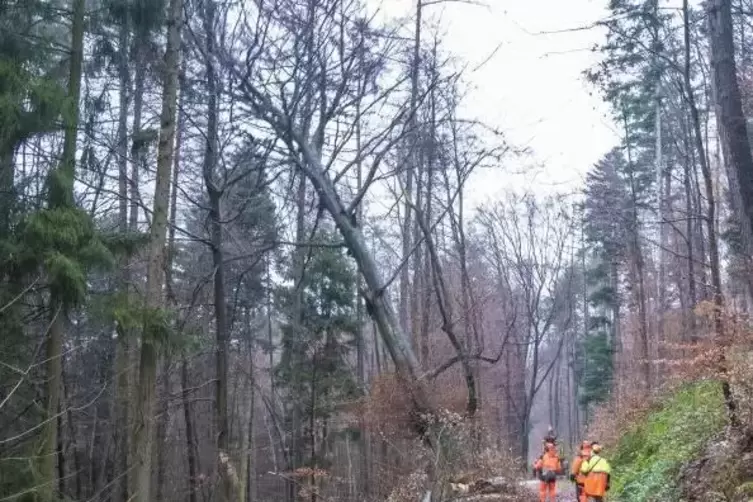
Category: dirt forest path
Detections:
[{"x1": 519, "y1": 479, "x2": 577, "y2": 501}]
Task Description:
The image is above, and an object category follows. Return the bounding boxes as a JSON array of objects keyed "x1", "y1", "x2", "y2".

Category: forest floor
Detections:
[{"x1": 519, "y1": 479, "x2": 576, "y2": 501}]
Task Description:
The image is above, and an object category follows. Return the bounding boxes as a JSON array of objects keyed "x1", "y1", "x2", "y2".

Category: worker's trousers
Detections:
[
  {"x1": 575, "y1": 483, "x2": 586, "y2": 502},
  {"x1": 539, "y1": 480, "x2": 556, "y2": 502}
]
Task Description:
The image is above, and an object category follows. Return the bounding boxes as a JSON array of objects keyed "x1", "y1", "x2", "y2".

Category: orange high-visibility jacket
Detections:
[
  {"x1": 535, "y1": 451, "x2": 562, "y2": 474},
  {"x1": 580, "y1": 454, "x2": 611, "y2": 497}
]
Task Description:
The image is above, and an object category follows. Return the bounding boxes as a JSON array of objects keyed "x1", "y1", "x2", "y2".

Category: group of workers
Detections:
[{"x1": 531, "y1": 428, "x2": 612, "y2": 502}]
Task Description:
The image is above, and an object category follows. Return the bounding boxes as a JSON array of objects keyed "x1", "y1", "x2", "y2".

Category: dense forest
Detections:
[{"x1": 3, "y1": 0, "x2": 753, "y2": 501}]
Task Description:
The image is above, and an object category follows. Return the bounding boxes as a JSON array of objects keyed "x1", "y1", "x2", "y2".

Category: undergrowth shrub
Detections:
[{"x1": 361, "y1": 373, "x2": 526, "y2": 501}]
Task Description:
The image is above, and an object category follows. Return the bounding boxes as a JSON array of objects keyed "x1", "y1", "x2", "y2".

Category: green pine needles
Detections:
[{"x1": 18, "y1": 205, "x2": 113, "y2": 309}]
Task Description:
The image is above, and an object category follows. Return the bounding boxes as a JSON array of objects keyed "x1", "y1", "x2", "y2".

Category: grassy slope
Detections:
[{"x1": 609, "y1": 380, "x2": 726, "y2": 501}]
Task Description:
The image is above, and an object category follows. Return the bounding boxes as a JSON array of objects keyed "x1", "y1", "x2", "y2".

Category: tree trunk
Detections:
[
  {"x1": 294, "y1": 137, "x2": 433, "y2": 430},
  {"x1": 354, "y1": 92, "x2": 370, "y2": 497},
  {"x1": 57, "y1": 399, "x2": 65, "y2": 496},
  {"x1": 62, "y1": 359, "x2": 84, "y2": 500},
  {"x1": 420, "y1": 92, "x2": 434, "y2": 367},
  {"x1": 703, "y1": 0, "x2": 741, "y2": 427},
  {"x1": 181, "y1": 359, "x2": 199, "y2": 502},
  {"x1": 114, "y1": 9, "x2": 132, "y2": 501},
  {"x1": 248, "y1": 370, "x2": 257, "y2": 502},
  {"x1": 286, "y1": 171, "x2": 308, "y2": 502},
  {"x1": 155, "y1": 359, "x2": 171, "y2": 501},
  {"x1": 40, "y1": 0, "x2": 84, "y2": 496},
  {"x1": 130, "y1": 0, "x2": 183, "y2": 497},
  {"x1": 685, "y1": 0, "x2": 723, "y2": 335},
  {"x1": 240, "y1": 321, "x2": 256, "y2": 502},
  {"x1": 655, "y1": 85, "x2": 666, "y2": 357},
  {"x1": 130, "y1": 45, "x2": 146, "y2": 233},
  {"x1": 0, "y1": 144, "x2": 14, "y2": 235},
  {"x1": 400, "y1": 0, "x2": 422, "y2": 338},
  {"x1": 708, "y1": 0, "x2": 753, "y2": 258},
  {"x1": 419, "y1": 50, "x2": 437, "y2": 370},
  {"x1": 622, "y1": 109, "x2": 651, "y2": 391},
  {"x1": 200, "y1": 1, "x2": 234, "y2": 499},
  {"x1": 610, "y1": 259, "x2": 621, "y2": 402},
  {"x1": 682, "y1": 119, "x2": 697, "y2": 325}
]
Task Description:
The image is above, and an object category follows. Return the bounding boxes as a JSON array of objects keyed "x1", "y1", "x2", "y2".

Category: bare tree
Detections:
[{"x1": 478, "y1": 194, "x2": 575, "y2": 460}]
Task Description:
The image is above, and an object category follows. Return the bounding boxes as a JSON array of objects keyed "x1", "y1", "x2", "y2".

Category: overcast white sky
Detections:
[{"x1": 374, "y1": 0, "x2": 621, "y2": 207}]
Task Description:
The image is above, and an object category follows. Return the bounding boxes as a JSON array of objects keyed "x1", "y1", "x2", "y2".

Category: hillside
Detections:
[{"x1": 598, "y1": 381, "x2": 753, "y2": 502}]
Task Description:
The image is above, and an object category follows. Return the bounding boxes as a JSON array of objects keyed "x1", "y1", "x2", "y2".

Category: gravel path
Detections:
[{"x1": 520, "y1": 479, "x2": 577, "y2": 501}]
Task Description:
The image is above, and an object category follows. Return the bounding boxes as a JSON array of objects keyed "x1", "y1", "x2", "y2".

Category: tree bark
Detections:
[
  {"x1": 0, "y1": 145, "x2": 15, "y2": 235},
  {"x1": 155, "y1": 359, "x2": 170, "y2": 502},
  {"x1": 130, "y1": 43, "x2": 146, "y2": 232},
  {"x1": 63, "y1": 366, "x2": 82, "y2": 501},
  {"x1": 708, "y1": 0, "x2": 753, "y2": 257},
  {"x1": 181, "y1": 359, "x2": 199, "y2": 502},
  {"x1": 130, "y1": 0, "x2": 183, "y2": 497},
  {"x1": 704, "y1": 0, "x2": 741, "y2": 427},
  {"x1": 240, "y1": 318, "x2": 256, "y2": 502}
]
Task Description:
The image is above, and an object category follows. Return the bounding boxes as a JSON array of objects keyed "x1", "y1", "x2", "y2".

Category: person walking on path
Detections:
[
  {"x1": 580, "y1": 443, "x2": 612, "y2": 502},
  {"x1": 570, "y1": 441, "x2": 592, "y2": 502},
  {"x1": 533, "y1": 442, "x2": 563, "y2": 502},
  {"x1": 570, "y1": 441, "x2": 591, "y2": 502}
]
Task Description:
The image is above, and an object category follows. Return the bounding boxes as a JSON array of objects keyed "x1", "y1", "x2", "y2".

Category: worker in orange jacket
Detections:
[
  {"x1": 570, "y1": 441, "x2": 592, "y2": 502},
  {"x1": 580, "y1": 443, "x2": 612, "y2": 501},
  {"x1": 533, "y1": 442, "x2": 562, "y2": 502}
]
